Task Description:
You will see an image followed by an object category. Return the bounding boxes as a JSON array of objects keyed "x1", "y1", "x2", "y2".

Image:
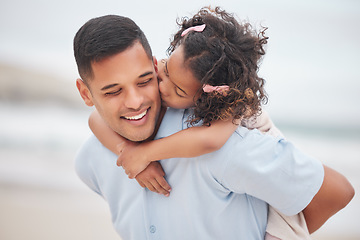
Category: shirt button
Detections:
[{"x1": 149, "y1": 225, "x2": 156, "y2": 233}]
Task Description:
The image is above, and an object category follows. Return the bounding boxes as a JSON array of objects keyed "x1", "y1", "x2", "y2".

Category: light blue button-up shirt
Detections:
[{"x1": 75, "y1": 108, "x2": 324, "y2": 240}]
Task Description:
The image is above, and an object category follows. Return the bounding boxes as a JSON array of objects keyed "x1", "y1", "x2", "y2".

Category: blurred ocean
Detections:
[{"x1": 0, "y1": 0, "x2": 359, "y2": 239}]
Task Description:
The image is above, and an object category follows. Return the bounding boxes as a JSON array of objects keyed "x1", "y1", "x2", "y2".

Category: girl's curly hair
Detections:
[{"x1": 167, "y1": 6, "x2": 268, "y2": 125}]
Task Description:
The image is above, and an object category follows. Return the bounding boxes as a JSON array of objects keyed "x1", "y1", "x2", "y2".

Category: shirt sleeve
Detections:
[{"x1": 220, "y1": 129, "x2": 324, "y2": 216}]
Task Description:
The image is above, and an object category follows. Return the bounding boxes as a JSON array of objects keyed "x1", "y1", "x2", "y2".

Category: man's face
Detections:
[{"x1": 77, "y1": 42, "x2": 162, "y2": 142}]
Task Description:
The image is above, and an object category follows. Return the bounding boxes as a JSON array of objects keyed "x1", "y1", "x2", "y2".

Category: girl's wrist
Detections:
[{"x1": 142, "y1": 142, "x2": 157, "y2": 163}]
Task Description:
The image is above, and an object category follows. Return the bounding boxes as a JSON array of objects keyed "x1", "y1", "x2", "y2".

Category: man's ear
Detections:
[
  {"x1": 76, "y1": 78, "x2": 94, "y2": 107},
  {"x1": 153, "y1": 56, "x2": 158, "y2": 73}
]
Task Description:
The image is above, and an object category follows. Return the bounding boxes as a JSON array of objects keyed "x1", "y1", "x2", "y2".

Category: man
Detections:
[{"x1": 74, "y1": 15, "x2": 354, "y2": 239}]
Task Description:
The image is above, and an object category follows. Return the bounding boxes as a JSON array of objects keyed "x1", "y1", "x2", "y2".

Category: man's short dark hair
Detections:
[{"x1": 74, "y1": 15, "x2": 152, "y2": 83}]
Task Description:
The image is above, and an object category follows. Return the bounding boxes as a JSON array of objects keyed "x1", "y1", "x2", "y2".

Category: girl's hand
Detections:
[
  {"x1": 117, "y1": 141, "x2": 152, "y2": 179},
  {"x1": 135, "y1": 162, "x2": 172, "y2": 197}
]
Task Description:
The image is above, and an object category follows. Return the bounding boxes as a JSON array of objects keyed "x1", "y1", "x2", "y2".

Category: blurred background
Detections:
[{"x1": 0, "y1": 0, "x2": 359, "y2": 239}]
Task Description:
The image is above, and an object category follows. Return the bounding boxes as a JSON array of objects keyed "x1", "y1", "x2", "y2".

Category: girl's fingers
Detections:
[
  {"x1": 155, "y1": 176, "x2": 172, "y2": 193},
  {"x1": 144, "y1": 180, "x2": 158, "y2": 193},
  {"x1": 116, "y1": 155, "x2": 123, "y2": 167},
  {"x1": 149, "y1": 178, "x2": 170, "y2": 197},
  {"x1": 136, "y1": 179, "x2": 146, "y2": 188}
]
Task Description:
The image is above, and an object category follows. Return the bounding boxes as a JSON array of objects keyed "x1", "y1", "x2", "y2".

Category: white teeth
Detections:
[{"x1": 124, "y1": 110, "x2": 147, "y2": 120}]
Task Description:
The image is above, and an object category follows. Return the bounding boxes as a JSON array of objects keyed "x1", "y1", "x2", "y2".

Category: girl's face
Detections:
[{"x1": 158, "y1": 45, "x2": 202, "y2": 109}]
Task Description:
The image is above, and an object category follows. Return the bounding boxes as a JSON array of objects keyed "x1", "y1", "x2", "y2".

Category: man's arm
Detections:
[
  {"x1": 303, "y1": 165, "x2": 354, "y2": 233},
  {"x1": 244, "y1": 110, "x2": 354, "y2": 233}
]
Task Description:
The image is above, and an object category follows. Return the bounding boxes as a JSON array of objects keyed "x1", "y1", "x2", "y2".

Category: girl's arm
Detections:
[
  {"x1": 120, "y1": 107, "x2": 282, "y2": 168},
  {"x1": 88, "y1": 110, "x2": 171, "y2": 196},
  {"x1": 88, "y1": 110, "x2": 127, "y2": 155},
  {"x1": 118, "y1": 118, "x2": 239, "y2": 178},
  {"x1": 146, "y1": 118, "x2": 239, "y2": 158}
]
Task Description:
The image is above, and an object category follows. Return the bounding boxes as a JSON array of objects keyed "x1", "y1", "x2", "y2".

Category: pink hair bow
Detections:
[
  {"x1": 203, "y1": 84, "x2": 230, "y2": 95},
  {"x1": 181, "y1": 24, "x2": 206, "y2": 37}
]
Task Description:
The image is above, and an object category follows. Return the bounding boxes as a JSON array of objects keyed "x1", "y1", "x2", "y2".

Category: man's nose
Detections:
[{"x1": 124, "y1": 88, "x2": 144, "y2": 110}]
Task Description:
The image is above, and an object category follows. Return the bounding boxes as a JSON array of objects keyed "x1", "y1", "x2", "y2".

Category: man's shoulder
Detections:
[
  {"x1": 76, "y1": 134, "x2": 107, "y2": 157},
  {"x1": 234, "y1": 124, "x2": 284, "y2": 142},
  {"x1": 233, "y1": 126, "x2": 270, "y2": 144},
  {"x1": 155, "y1": 108, "x2": 186, "y2": 139},
  {"x1": 74, "y1": 135, "x2": 117, "y2": 192},
  {"x1": 221, "y1": 126, "x2": 284, "y2": 160},
  {"x1": 75, "y1": 134, "x2": 115, "y2": 169}
]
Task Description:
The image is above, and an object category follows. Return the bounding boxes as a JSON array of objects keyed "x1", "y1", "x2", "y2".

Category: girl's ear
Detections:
[
  {"x1": 153, "y1": 56, "x2": 158, "y2": 73},
  {"x1": 76, "y1": 78, "x2": 94, "y2": 107}
]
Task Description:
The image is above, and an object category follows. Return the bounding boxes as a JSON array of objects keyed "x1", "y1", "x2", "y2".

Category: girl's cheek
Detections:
[{"x1": 158, "y1": 80, "x2": 168, "y2": 97}]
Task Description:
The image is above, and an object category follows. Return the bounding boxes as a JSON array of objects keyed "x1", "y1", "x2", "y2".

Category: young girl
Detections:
[{"x1": 90, "y1": 7, "x2": 311, "y2": 240}]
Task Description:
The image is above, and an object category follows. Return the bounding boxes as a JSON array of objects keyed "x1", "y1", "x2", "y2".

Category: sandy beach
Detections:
[{"x1": 0, "y1": 183, "x2": 119, "y2": 240}]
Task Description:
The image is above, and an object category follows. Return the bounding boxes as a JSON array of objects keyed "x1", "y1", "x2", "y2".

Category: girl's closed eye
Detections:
[
  {"x1": 157, "y1": 59, "x2": 189, "y2": 109},
  {"x1": 163, "y1": 59, "x2": 170, "y2": 77},
  {"x1": 174, "y1": 86, "x2": 187, "y2": 98},
  {"x1": 162, "y1": 59, "x2": 188, "y2": 98}
]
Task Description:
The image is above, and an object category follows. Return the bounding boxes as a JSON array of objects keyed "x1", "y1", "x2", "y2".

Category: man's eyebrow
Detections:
[
  {"x1": 100, "y1": 72, "x2": 153, "y2": 91},
  {"x1": 139, "y1": 71, "x2": 153, "y2": 78},
  {"x1": 101, "y1": 84, "x2": 119, "y2": 91}
]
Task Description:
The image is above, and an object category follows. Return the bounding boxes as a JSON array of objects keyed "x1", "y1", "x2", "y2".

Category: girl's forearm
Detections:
[
  {"x1": 144, "y1": 119, "x2": 238, "y2": 161},
  {"x1": 88, "y1": 110, "x2": 127, "y2": 155},
  {"x1": 141, "y1": 128, "x2": 211, "y2": 161}
]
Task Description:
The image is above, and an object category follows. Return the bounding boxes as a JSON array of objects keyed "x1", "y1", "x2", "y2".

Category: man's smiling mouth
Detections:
[{"x1": 123, "y1": 109, "x2": 147, "y2": 120}]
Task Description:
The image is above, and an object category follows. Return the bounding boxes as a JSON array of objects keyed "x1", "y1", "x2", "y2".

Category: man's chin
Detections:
[
  {"x1": 127, "y1": 133, "x2": 149, "y2": 142},
  {"x1": 118, "y1": 126, "x2": 155, "y2": 142}
]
